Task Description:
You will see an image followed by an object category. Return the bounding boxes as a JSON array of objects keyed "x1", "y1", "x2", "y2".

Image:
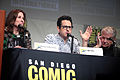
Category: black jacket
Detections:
[{"x1": 102, "y1": 46, "x2": 120, "y2": 57}]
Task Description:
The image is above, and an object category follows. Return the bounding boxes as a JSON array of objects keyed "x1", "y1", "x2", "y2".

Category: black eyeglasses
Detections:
[
  {"x1": 61, "y1": 26, "x2": 73, "y2": 29},
  {"x1": 102, "y1": 37, "x2": 113, "y2": 41}
]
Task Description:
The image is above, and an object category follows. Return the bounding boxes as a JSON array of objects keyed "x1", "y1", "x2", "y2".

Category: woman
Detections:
[{"x1": 3, "y1": 9, "x2": 32, "y2": 49}]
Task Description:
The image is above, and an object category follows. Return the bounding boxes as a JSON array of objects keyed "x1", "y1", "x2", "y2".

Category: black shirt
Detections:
[{"x1": 101, "y1": 46, "x2": 120, "y2": 57}]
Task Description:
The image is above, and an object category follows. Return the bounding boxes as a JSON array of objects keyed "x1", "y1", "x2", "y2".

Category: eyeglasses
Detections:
[
  {"x1": 102, "y1": 37, "x2": 113, "y2": 41},
  {"x1": 61, "y1": 26, "x2": 73, "y2": 29}
]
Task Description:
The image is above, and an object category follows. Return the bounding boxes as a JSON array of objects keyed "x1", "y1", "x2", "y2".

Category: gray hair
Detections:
[{"x1": 101, "y1": 26, "x2": 117, "y2": 38}]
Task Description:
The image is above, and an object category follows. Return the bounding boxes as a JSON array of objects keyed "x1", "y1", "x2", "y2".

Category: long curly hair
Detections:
[{"x1": 5, "y1": 9, "x2": 26, "y2": 33}]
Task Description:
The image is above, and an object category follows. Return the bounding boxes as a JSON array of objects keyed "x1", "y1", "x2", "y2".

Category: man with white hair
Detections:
[{"x1": 95, "y1": 26, "x2": 120, "y2": 56}]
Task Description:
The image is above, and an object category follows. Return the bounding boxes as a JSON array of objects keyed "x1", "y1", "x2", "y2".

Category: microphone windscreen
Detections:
[
  {"x1": 18, "y1": 24, "x2": 25, "y2": 30},
  {"x1": 67, "y1": 33, "x2": 74, "y2": 37},
  {"x1": 67, "y1": 33, "x2": 70, "y2": 37}
]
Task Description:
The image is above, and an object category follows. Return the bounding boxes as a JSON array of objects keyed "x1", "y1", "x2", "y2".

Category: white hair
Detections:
[{"x1": 101, "y1": 26, "x2": 117, "y2": 38}]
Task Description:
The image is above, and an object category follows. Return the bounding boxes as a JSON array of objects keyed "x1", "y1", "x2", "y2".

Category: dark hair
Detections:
[
  {"x1": 57, "y1": 15, "x2": 73, "y2": 28},
  {"x1": 6, "y1": 9, "x2": 26, "y2": 32}
]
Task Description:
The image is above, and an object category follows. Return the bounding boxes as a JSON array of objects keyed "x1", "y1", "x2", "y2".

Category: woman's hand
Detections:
[{"x1": 14, "y1": 46, "x2": 22, "y2": 48}]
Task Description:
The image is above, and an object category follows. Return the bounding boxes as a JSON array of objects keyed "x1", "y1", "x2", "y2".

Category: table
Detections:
[{"x1": 2, "y1": 48, "x2": 120, "y2": 80}]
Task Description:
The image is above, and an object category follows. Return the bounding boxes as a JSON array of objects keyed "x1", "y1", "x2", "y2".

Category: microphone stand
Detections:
[
  {"x1": 71, "y1": 36, "x2": 74, "y2": 53},
  {"x1": 67, "y1": 33, "x2": 74, "y2": 53}
]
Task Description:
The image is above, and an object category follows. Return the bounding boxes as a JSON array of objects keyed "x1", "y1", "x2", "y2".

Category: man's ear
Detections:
[{"x1": 57, "y1": 26, "x2": 60, "y2": 32}]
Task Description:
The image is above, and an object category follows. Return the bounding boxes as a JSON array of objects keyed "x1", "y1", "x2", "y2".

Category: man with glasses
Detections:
[
  {"x1": 95, "y1": 26, "x2": 120, "y2": 56},
  {"x1": 45, "y1": 15, "x2": 92, "y2": 54}
]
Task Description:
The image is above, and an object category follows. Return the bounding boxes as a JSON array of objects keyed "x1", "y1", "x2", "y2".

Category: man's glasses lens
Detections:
[
  {"x1": 102, "y1": 37, "x2": 113, "y2": 41},
  {"x1": 62, "y1": 26, "x2": 73, "y2": 29}
]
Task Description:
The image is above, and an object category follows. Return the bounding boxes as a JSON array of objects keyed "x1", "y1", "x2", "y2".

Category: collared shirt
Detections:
[{"x1": 45, "y1": 34, "x2": 81, "y2": 54}]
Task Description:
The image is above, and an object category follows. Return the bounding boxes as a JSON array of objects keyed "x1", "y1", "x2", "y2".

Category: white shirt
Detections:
[{"x1": 45, "y1": 34, "x2": 80, "y2": 54}]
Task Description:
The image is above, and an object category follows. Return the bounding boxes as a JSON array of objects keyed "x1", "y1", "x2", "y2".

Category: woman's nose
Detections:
[{"x1": 21, "y1": 18, "x2": 24, "y2": 22}]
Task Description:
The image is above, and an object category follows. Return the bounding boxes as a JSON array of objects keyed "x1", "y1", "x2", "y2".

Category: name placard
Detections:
[
  {"x1": 79, "y1": 47, "x2": 103, "y2": 56},
  {"x1": 34, "y1": 42, "x2": 59, "y2": 52}
]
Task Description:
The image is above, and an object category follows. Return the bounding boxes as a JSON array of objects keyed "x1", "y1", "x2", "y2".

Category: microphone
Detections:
[
  {"x1": 18, "y1": 24, "x2": 25, "y2": 30},
  {"x1": 108, "y1": 38, "x2": 116, "y2": 47},
  {"x1": 67, "y1": 33, "x2": 74, "y2": 38},
  {"x1": 18, "y1": 24, "x2": 28, "y2": 33}
]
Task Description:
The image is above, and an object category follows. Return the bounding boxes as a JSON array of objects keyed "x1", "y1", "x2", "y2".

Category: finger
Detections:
[
  {"x1": 90, "y1": 26, "x2": 92, "y2": 31},
  {"x1": 97, "y1": 32, "x2": 100, "y2": 36},
  {"x1": 97, "y1": 33, "x2": 102, "y2": 47},
  {"x1": 89, "y1": 26, "x2": 92, "y2": 33},
  {"x1": 97, "y1": 33, "x2": 100, "y2": 40},
  {"x1": 88, "y1": 26, "x2": 92, "y2": 31},
  {"x1": 87, "y1": 26, "x2": 92, "y2": 34},
  {"x1": 99, "y1": 36, "x2": 102, "y2": 40},
  {"x1": 79, "y1": 30, "x2": 82, "y2": 36},
  {"x1": 86, "y1": 26, "x2": 89, "y2": 32}
]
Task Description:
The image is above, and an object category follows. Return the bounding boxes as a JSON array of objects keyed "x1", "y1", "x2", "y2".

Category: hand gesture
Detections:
[
  {"x1": 80, "y1": 26, "x2": 92, "y2": 41},
  {"x1": 94, "y1": 32, "x2": 102, "y2": 48}
]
